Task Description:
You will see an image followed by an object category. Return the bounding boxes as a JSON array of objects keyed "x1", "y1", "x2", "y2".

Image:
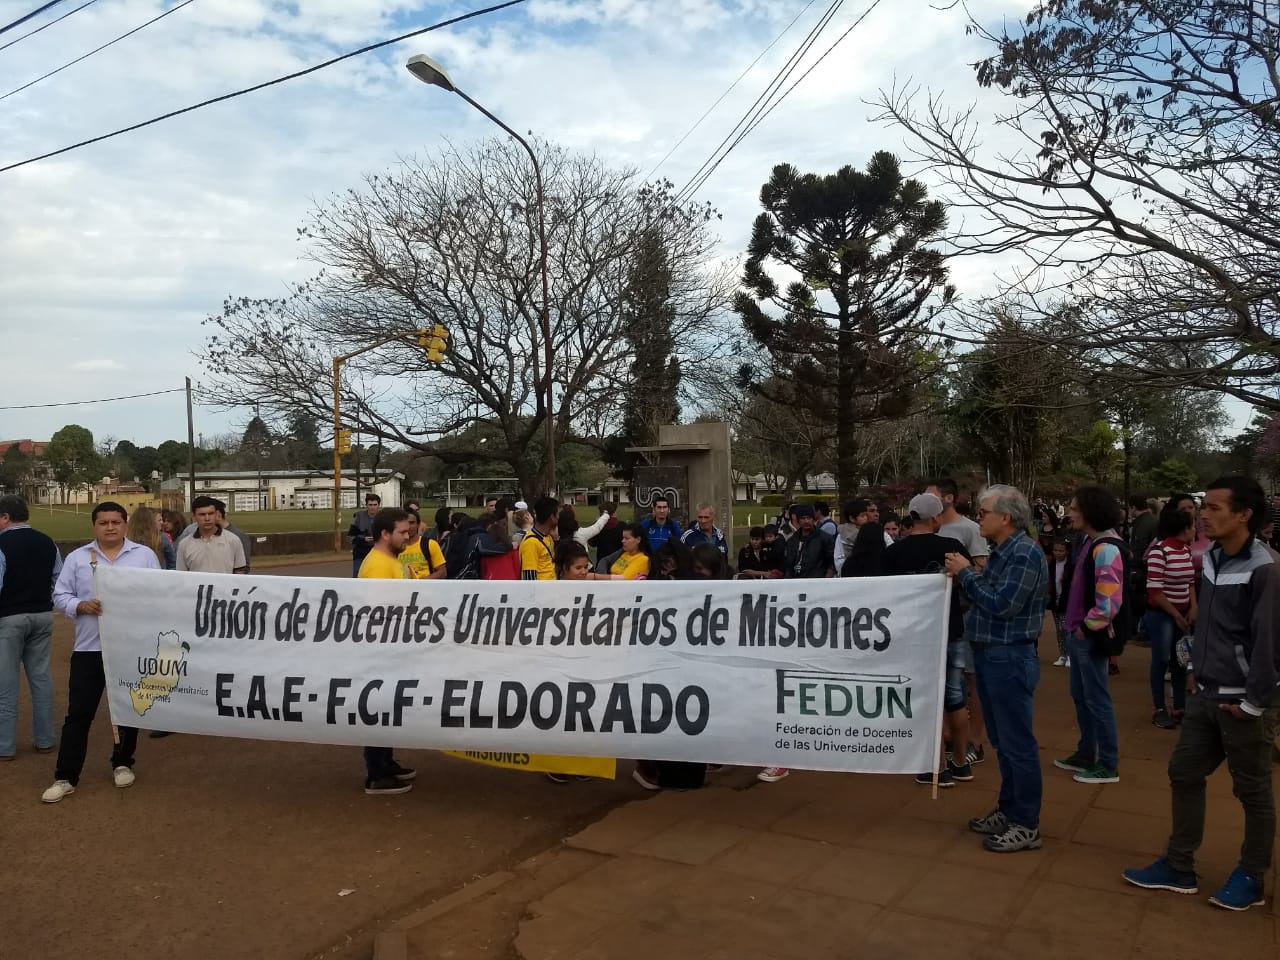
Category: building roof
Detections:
[
  {"x1": 173, "y1": 469, "x2": 403, "y2": 480},
  {"x1": 0, "y1": 439, "x2": 49, "y2": 457}
]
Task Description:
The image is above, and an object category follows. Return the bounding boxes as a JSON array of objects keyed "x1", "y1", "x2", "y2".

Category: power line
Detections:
[
  {"x1": 644, "y1": 0, "x2": 819, "y2": 183},
  {"x1": 0, "y1": 0, "x2": 529, "y2": 174},
  {"x1": 0, "y1": 0, "x2": 197, "y2": 103},
  {"x1": 0, "y1": 388, "x2": 184, "y2": 410},
  {"x1": 674, "y1": 0, "x2": 844, "y2": 205},
  {"x1": 0, "y1": 0, "x2": 68, "y2": 36},
  {"x1": 677, "y1": 0, "x2": 886, "y2": 203},
  {"x1": 735, "y1": 0, "x2": 886, "y2": 147},
  {"x1": 0, "y1": 0, "x2": 98, "y2": 53}
]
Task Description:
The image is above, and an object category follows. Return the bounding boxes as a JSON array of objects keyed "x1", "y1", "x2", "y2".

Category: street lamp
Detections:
[{"x1": 405, "y1": 53, "x2": 556, "y2": 497}]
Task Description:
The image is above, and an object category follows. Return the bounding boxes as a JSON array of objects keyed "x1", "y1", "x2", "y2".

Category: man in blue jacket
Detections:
[
  {"x1": 1124, "y1": 476, "x2": 1280, "y2": 911},
  {"x1": 640, "y1": 496, "x2": 682, "y2": 552}
]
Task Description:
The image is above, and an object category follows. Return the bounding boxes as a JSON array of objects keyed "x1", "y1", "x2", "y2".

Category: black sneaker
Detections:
[
  {"x1": 983, "y1": 823, "x2": 1042, "y2": 853},
  {"x1": 1152, "y1": 709, "x2": 1177, "y2": 730},
  {"x1": 387, "y1": 762, "x2": 417, "y2": 782},
  {"x1": 1053, "y1": 752, "x2": 1093, "y2": 772},
  {"x1": 966, "y1": 743, "x2": 985, "y2": 765},
  {"x1": 914, "y1": 769, "x2": 955, "y2": 788},
  {"x1": 947, "y1": 760, "x2": 974, "y2": 782},
  {"x1": 365, "y1": 777, "x2": 412, "y2": 796}
]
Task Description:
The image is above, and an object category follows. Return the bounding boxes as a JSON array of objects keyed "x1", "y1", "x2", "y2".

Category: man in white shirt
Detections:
[
  {"x1": 41, "y1": 502, "x2": 161, "y2": 803},
  {"x1": 928, "y1": 478, "x2": 992, "y2": 766},
  {"x1": 177, "y1": 496, "x2": 247, "y2": 574}
]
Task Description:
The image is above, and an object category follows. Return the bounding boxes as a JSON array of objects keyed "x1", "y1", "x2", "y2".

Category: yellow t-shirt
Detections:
[
  {"x1": 358, "y1": 549, "x2": 407, "y2": 580},
  {"x1": 611, "y1": 552, "x2": 650, "y2": 580},
  {"x1": 519, "y1": 530, "x2": 557, "y2": 580},
  {"x1": 398, "y1": 537, "x2": 446, "y2": 578}
]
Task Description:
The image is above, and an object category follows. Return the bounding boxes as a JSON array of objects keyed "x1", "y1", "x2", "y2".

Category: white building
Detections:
[{"x1": 165, "y1": 469, "x2": 403, "y2": 512}]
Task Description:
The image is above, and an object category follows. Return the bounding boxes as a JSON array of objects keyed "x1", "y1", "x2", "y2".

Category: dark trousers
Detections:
[
  {"x1": 54, "y1": 651, "x2": 138, "y2": 786},
  {"x1": 1144, "y1": 608, "x2": 1187, "y2": 713},
  {"x1": 364, "y1": 746, "x2": 395, "y2": 781},
  {"x1": 973, "y1": 643, "x2": 1042, "y2": 829},
  {"x1": 1166, "y1": 691, "x2": 1280, "y2": 878}
]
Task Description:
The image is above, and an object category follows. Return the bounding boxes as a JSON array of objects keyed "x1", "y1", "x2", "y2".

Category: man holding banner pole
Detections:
[
  {"x1": 42, "y1": 502, "x2": 160, "y2": 804},
  {"x1": 944, "y1": 485, "x2": 1048, "y2": 853},
  {"x1": 356, "y1": 507, "x2": 418, "y2": 796}
]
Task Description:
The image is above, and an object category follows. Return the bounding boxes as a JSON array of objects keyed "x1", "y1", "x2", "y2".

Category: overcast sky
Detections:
[{"x1": 0, "y1": 0, "x2": 1102, "y2": 450}]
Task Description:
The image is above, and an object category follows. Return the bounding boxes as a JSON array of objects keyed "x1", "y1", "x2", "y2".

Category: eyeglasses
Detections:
[{"x1": 977, "y1": 509, "x2": 1006, "y2": 520}]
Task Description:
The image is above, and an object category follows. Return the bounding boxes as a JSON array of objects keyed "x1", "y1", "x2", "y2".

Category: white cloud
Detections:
[
  {"x1": 68, "y1": 359, "x2": 125, "y2": 372},
  {"x1": 0, "y1": 0, "x2": 1060, "y2": 446}
]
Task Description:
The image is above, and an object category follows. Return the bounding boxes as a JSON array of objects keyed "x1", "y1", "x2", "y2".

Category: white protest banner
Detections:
[{"x1": 98, "y1": 568, "x2": 949, "y2": 774}]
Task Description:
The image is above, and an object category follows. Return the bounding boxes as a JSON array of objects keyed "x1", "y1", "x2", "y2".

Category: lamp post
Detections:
[{"x1": 405, "y1": 54, "x2": 556, "y2": 498}]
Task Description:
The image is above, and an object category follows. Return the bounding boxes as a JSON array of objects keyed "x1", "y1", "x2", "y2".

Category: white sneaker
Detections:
[
  {"x1": 42, "y1": 780, "x2": 75, "y2": 803},
  {"x1": 1064, "y1": 657, "x2": 1071, "y2": 667},
  {"x1": 113, "y1": 765, "x2": 135, "y2": 788},
  {"x1": 757, "y1": 766, "x2": 790, "y2": 783},
  {"x1": 1052, "y1": 656, "x2": 1068, "y2": 666}
]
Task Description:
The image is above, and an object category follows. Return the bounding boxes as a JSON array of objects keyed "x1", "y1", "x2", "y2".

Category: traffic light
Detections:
[
  {"x1": 419, "y1": 324, "x2": 450, "y2": 363},
  {"x1": 335, "y1": 429, "x2": 352, "y2": 455}
]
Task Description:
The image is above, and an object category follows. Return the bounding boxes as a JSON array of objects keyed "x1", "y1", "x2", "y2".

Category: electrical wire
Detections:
[
  {"x1": 0, "y1": 388, "x2": 184, "y2": 410},
  {"x1": 0, "y1": 0, "x2": 528, "y2": 174},
  {"x1": 677, "y1": 0, "x2": 885, "y2": 203},
  {"x1": 734, "y1": 0, "x2": 886, "y2": 148},
  {"x1": 0, "y1": 0, "x2": 68, "y2": 36},
  {"x1": 0, "y1": 0, "x2": 98, "y2": 53},
  {"x1": 0, "y1": 0, "x2": 197, "y2": 103},
  {"x1": 644, "y1": 0, "x2": 819, "y2": 183},
  {"x1": 674, "y1": 0, "x2": 844, "y2": 205}
]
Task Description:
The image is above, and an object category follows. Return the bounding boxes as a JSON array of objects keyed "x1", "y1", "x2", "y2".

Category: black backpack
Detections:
[{"x1": 1080, "y1": 535, "x2": 1135, "y2": 657}]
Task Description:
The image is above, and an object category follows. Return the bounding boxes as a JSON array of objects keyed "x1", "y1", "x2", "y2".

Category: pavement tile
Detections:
[
  {"x1": 630, "y1": 818, "x2": 754, "y2": 865},
  {"x1": 937, "y1": 832, "x2": 1045, "y2": 878},
  {"x1": 769, "y1": 798, "x2": 891, "y2": 845},
  {"x1": 515, "y1": 910, "x2": 614, "y2": 960},
  {"x1": 708, "y1": 830, "x2": 840, "y2": 884},
  {"x1": 1048, "y1": 842, "x2": 1155, "y2": 893},
  {"x1": 1037, "y1": 799, "x2": 1085, "y2": 840},
  {"x1": 573, "y1": 919, "x2": 718, "y2": 960},
  {"x1": 847, "y1": 815, "x2": 962, "y2": 859},
  {"x1": 857, "y1": 909, "x2": 999, "y2": 959},
  {"x1": 1073, "y1": 808, "x2": 1171, "y2": 856},
  {"x1": 1137, "y1": 890, "x2": 1277, "y2": 959},
  {"x1": 1012, "y1": 880, "x2": 1144, "y2": 940},
  {"x1": 896, "y1": 861, "x2": 1028, "y2": 925},
  {"x1": 992, "y1": 928, "x2": 1130, "y2": 959},
  {"x1": 795, "y1": 847, "x2": 932, "y2": 905},
  {"x1": 688, "y1": 782, "x2": 811, "y2": 830},
  {"x1": 528, "y1": 855, "x2": 697, "y2": 921},
  {"x1": 899, "y1": 785, "x2": 999, "y2": 824},
  {"x1": 563, "y1": 791, "x2": 693, "y2": 856}
]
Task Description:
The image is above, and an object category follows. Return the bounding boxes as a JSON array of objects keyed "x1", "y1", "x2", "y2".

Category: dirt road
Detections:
[{"x1": 0, "y1": 560, "x2": 635, "y2": 959}]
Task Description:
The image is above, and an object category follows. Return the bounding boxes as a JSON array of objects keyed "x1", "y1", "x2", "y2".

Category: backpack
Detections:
[
  {"x1": 445, "y1": 529, "x2": 482, "y2": 580},
  {"x1": 1080, "y1": 536, "x2": 1135, "y2": 657}
]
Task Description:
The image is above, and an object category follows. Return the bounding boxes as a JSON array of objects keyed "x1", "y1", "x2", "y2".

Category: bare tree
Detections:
[
  {"x1": 201, "y1": 139, "x2": 732, "y2": 497},
  {"x1": 875, "y1": 1, "x2": 1280, "y2": 408}
]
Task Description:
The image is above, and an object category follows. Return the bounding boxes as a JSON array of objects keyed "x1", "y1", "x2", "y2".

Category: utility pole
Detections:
[{"x1": 185, "y1": 377, "x2": 196, "y2": 511}]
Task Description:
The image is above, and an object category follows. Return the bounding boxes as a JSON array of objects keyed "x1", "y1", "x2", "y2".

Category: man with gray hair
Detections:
[
  {"x1": 944, "y1": 484, "x2": 1049, "y2": 853},
  {"x1": 680, "y1": 503, "x2": 728, "y2": 562}
]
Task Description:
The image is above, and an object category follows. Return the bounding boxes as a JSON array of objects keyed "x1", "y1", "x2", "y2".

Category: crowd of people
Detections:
[{"x1": 2, "y1": 472, "x2": 1277, "y2": 911}]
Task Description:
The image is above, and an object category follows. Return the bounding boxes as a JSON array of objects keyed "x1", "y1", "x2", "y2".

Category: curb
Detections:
[{"x1": 371, "y1": 871, "x2": 517, "y2": 960}]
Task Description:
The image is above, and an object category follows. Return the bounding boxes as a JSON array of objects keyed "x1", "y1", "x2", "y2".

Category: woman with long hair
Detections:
[
  {"x1": 128, "y1": 506, "x2": 173, "y2": 570},
  {"x1": 554, "y1": 540, "x2": 619, "y2": 581}
]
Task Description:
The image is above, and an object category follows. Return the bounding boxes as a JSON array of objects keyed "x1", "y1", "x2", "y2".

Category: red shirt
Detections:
[{"x1": 1145, "y1": 537, "x2": 1195, "y2": 608}]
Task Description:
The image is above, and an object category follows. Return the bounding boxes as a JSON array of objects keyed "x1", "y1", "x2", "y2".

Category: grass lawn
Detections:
[{"x1": 28, "y1": 503, "x2": 787, "y2": 542}]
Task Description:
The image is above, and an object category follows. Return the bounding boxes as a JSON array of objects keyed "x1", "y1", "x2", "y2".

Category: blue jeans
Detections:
[
  {"x1": 0, "y1": 612, "x2": 56, "y2": 756},
  {"x1": 1066, "y1": 632, "x2": 1119, "y2": 768},
  {"x1": 1143, "y1": 608, "x2": 1187, "y2": 713},
  {"x1": 973, "y1": 643, "x2": 1042, "y2": 828}
]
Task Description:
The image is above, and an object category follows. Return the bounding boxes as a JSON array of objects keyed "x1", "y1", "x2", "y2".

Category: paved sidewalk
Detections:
[{"x1": 383, "y1": 643, "x2": 1279, "y2": 960}]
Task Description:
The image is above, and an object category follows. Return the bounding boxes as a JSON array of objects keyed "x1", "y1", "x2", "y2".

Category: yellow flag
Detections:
[{"x1": 443, "y1": 751, "x2": 616, "y2": 779}]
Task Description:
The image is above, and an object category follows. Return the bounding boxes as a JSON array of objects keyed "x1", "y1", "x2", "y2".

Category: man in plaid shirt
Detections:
[{"x1": 945, "y1": 484, "x2": 1048, "y2": 853}]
